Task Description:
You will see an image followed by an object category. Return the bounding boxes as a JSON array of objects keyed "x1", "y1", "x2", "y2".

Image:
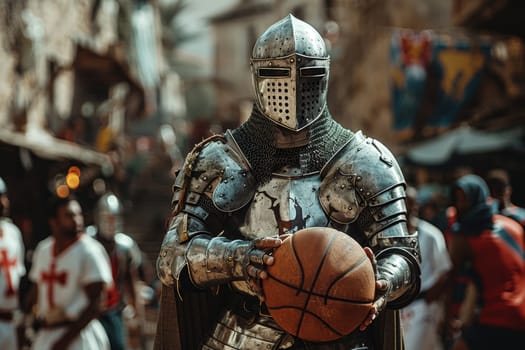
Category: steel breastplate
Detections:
[
  {"x1": 230, "y1": 166, "x2": 329, "y2": 296},
  {"x1": 238, "y1": 167, "x2": 329, "y2": 240}
]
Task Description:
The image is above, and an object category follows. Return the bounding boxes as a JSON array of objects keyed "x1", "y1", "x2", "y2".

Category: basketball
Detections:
[{"x1": 262, "y1": 227, "x2": 375, "y2": 342}]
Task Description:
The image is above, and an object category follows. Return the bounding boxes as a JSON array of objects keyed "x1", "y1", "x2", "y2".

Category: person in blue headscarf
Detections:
[{"x1": 446, "y1": 174, "x2": 525, "y2": 350}]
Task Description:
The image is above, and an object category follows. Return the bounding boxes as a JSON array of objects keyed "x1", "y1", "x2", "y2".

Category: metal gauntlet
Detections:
[
  {"x1": 186, "y1": 235, "x2": 264, "y2": 288},
  {"x1": 376, "y1": 246, "x2": 421, "y2": 309}
]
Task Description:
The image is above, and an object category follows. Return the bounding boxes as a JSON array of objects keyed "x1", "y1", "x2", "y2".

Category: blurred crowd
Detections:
[
  {"x1": 0, "y1": 176, "x2": 161, "y2": 350},
  {"x1": 400, "y1": 168, "x2": 525, "y2": 350}
]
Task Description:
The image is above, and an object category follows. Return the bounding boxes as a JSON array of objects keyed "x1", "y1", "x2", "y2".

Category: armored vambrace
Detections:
[
  {"x1": 186, "y1": 235, "x2": 270, "y2": 288},
  {"x1": 375, "y1": 246, "x2": 421, "y2": 309}
]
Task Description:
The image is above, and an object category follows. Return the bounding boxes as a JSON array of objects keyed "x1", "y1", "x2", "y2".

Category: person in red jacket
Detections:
[
  {"x1": 446, "y1": 174, "x2": 525, "y2": 350},
  {"x1": 486, "y1": 169, "x2": 525, "y2": 230}
]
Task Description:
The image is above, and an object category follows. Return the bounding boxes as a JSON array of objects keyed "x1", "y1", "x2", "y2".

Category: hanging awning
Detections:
[
  {"x1": 404, "y1": 125, "x2": 525, "y2": 166},
  {"x1": 0, "y1": 129, "x2": 111, "y2": 167}
]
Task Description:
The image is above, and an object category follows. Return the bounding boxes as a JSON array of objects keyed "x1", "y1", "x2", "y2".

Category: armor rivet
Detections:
[
  {"x1": 241, "y1": 171, "x2": 247, "y2": 177},
  {"x1": 290, "y1": 58, "x2": 294, "y2": 63},
  {"x1": 223, "y1": 180, "x2": 228, "y2": 184},
  {"x1": 357, "y1": 176, "x2": 362, "y2": 181},
  {"x1": 162, "y1": 250, "x2": 167, "y2": 257},
  {"x1": 243, "y1": 184, "x2": 247, "y2": 188},
  {"x1": 202, "y1": 176, "x2": 208, "y2": 181},
  {"x1": 268, "y1": 62, "x2": 272, "y2": 66},
  {"x1": 366, "y1": 192, "x2": 371, "y2": 196},
  {"x1": 340, "y1": 184, "x2": 345, "y2": 189},
  {"x1": 219, "y1": 193, "x2": 225, "y2": 198},
  {"x1": 359, "y1": 188, "x2": 363, "y2": 192}
]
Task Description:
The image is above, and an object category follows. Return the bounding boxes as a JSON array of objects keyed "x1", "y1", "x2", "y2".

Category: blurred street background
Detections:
[{"x1": 0, "y1": 0, "x2": 524, "y2": 348}]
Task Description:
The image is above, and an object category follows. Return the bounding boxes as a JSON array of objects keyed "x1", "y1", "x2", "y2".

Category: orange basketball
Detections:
[{"x1": 262, "y1": 227, "x2": 375, "y2": 342}]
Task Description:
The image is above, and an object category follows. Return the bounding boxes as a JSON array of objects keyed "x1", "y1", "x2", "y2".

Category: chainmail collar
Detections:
[{"x1": 231, "y1": 105, "x2": 353, "y2": 185}]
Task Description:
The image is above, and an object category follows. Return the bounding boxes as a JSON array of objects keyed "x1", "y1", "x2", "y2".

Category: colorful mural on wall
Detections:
[{"x1": 391, "y1": 29, "x2": 492, "y2": 138}]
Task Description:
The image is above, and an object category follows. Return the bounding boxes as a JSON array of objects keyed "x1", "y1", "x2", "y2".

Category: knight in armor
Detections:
[
  {"x1": 89, "y1": 192, "x2": 144, "y2": 350},
  {"x1": 155, "y1": 15, "x2": 421, "y2": 350}
]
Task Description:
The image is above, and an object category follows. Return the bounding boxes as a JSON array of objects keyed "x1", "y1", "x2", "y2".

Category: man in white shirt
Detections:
[
  {"x1": 401, "y1": 186, "x2": 452, "y2": 350},
  {"x1": 25, "y1": 195, "x2": 112, "y2": 350},
  {"x1": 0, "y1": 177, "x2": 26, "y2": 350}
]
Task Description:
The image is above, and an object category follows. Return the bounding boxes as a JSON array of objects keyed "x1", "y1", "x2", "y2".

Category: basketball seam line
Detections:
[
  {"x1": 268, "y1": 305, "x2": 344, "y2": 337},
  {"x1": 325, "y1": 255, "x2": 368, "y2": 304},
  {"x1": 265, "y1": 275, "x2": 373, "y2": 304},
  {"x1": 295, "y1": 233, "x2": 336, "y2": 337},
  {"x1": 291, "y1": 233, "x2": 304, "y2": 295}
]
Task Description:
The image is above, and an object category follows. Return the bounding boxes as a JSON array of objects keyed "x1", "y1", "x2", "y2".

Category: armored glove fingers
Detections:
[
  {"x1": 186, "y1": 235, "x2": 280, "y2": 288},
  {"x1": 359, "y1": 245, "x2": 420, "y2": 331},
  {"x1": 358, "y1": 247, "x2": 388, "y2": 331}
]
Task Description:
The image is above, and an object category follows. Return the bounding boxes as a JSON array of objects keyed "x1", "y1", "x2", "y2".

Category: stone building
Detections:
[{"x1": 0, "y1": 0, "x2": 185, "y2": 258}]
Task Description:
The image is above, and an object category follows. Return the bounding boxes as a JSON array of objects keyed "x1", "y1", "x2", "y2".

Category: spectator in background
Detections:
[
  {"x1": 24, "y1": 195, "x2": 112, "y2": 350},
  {"x1": 88, "y1": 192, "x2": 145, "y2": 350},
  {"x1": 486, "y1": 169, "x2": 525, "y2": 229},
  {"x1": 401, "y1": 186, "x2": 452, "y2": 350},
  {"x1": 446, "y1": 174, "x2": 525, "y2": 350},
  {"x1": 0, "y1": 177, "x2": 26, "y2": 350},
  {"x1": 443, "y1": 204, "x2": 478, "y2": 349}
]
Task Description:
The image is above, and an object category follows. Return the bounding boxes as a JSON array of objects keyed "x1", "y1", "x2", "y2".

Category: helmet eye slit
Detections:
[
  {"x1": 258, "y1": 68, "x2": 290, "y2": 77},
  {"x1": 300, "y1": 67, "x2": 326, "y2": 78}
]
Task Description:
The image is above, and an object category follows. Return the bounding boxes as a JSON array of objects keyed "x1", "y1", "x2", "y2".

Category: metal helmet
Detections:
[
  {"x1": 251, "y1": 14, "x2": 330, "y2": 131},
  {"x1": 94, "y1": 192, "x2": 123, "y2": 239}
]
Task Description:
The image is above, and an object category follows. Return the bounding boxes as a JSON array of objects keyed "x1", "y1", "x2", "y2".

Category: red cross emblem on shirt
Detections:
[
  {"x1": 0, "y1": 249, "x2": 17, "y2": 297},
  {"x1": 41, "y1": 261, "x2": 67, "y2": 308}
]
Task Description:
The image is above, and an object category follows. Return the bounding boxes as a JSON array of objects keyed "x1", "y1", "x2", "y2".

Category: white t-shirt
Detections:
[
  {"x1": 401, "y1": 218, "x2": 452, "y2": 350},
  {"x1": 29, "y1": 233, "x2": 112, "y2": 319},
  {"x1": 417, "y1": 219, "x2": 452, "y2": 292},
  {"x1": 0, "y1": 219, "x2": 25, "y2": 310}
]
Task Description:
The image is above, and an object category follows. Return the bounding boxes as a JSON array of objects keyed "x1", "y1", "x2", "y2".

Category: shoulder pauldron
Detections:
[
  {"x1": 172, "y1": 132, "x2": 255, "y2": 213},
  {"x1": 319, "y1": 131, "x2": 406, "y2": 224}
]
